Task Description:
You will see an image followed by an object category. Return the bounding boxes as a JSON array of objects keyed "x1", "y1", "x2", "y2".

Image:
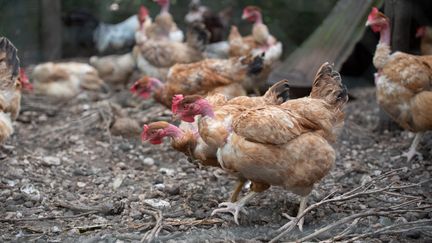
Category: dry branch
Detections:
[
  {"x1": 270, "y1": 169, "x2": 430, "y2": 242},
  {"x1": 141, "y1": 207, "x2": 164, "y2": 243}
]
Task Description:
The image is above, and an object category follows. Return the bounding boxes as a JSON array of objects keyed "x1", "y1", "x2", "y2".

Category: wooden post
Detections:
[
  {"x1": 385, "y1": 0, "x2": 412, "y2": 52},
  {"x1": 40, "y1": 0, "x2": 62, "y2": 61}
]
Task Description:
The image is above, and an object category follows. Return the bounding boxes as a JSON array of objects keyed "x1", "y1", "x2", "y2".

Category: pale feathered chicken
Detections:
[
  {"x1": 130, "y1": 54, "x2": 264, "y2": 108},
  {"x1": 228, "y1": 6, "x2": 282, "y2": 94},
  {"x1": 172, "y1": 63, "x2": 347, "y2": 229},
  {"x1": 93, "y1": 14, "x2": 140, "y2": 53},
  {"x1": 133, "y1": 22, "x2": 209, "y2": 79},
  {"x1": 89, "y1": 52, "x2": 136, "y2": 87},
  {"x1": 366, "y1": 8, "x2": 432, "y2": 162},
  {"x1": 145, "y1": 0, "x2": 184, "y2": 42},
  {"x1": 32, "y1": 62, "x2": 105, "y2": 99}
]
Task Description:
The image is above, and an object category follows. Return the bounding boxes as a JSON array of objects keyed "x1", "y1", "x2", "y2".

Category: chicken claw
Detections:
[
  {"x1": 211, "y1": 201, "x2": 248, "y2": 225},
  {"x1": 276, "y1": 196, "x2": 308, "y2": 233},
  {"x1": 211, "y1": 191, "x2": 257, "y2": 225},
  {"x1": 391, "y1": 133, "x2": 424, "y2": 162},
  {"x1": 276, "y1": 213, "x2": 304, "y2": 232}
]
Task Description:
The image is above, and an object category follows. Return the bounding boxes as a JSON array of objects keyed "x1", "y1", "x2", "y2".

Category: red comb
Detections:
[
  {"x1": 171, "y1": 94, "x2": 184, "y2": 114},
  {"x1": 141, "y1": 124, "x2": 150, "y2": 141}
]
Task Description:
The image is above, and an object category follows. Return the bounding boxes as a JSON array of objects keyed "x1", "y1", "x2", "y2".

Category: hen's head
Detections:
[
  {"x1": 142, "y1": 121, "x2": 182, "y2": 144},
  {"x1": 18, "y1": 68, "x2": 32, "y2": 91},
  {"x1": 130, "y1": 76, "x2": 162, "y2": 99},
  {"x1": 310, "y1": 62, "x2": 348, "y2": 109},
  {"x1": 138, "y1": 6, "x2": 149, "y2": 24},
  {"x1": 416, "y1": 26, "x2": 427, "y2": 38},
  {"x1": 366, "y1": 7, "x2": 389, "y2": 33},
  {"x1": 172, "y1": 94, "x2": 212, "y2": 123},
  {"x1": 242, "y1": 6, "x2": 262, "y2": 23}
]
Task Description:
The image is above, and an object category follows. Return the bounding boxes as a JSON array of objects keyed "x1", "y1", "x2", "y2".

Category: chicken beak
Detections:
[{"x1": 365, "y1": 20, "x2": 371, "y2": 27}]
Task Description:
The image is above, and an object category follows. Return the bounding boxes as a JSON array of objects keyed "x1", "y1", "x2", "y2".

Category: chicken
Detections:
[
  {"x1": 185, "y1": 0, "x2": 232, "y2": 43},
  {"x1": 0, "y1": 37, "x2": 25, "y2": 143},
  {"x1": 32, "y1": 62, "x2": 106, "y2": 99},
  {"x1": 108, "y1": 103, "x2": 141, "y2": 139},
  {"x1": 130, "y1": 54, "x2": 264, "y2": 108},
  {"x1": 145, "y1": 0, "x2": 184, "y2": 42},
  {"x1": 93, "y1": 12, "x2": 141, "y2": 53},
  {"x1": 228, "y1": 6, "x2": 281, "y2": 59},
  {"x1": 228, "y1": 6, "x2": 282, "y2": 94},
  {"x1": 132, "y1": 22, "x2": 209, "y2": 78},
  {"x1": 366, "y1": 7, "x2": 432, "y2": 162},
  {"x1": 142, "y1": 79, "x2": 290, "y2": 202},
  {"x1": 135, "y1": 5, "x2": 153, "y2": 45},
  {"x1": 89, "y1": 52, "x2": 136, "y2": 87},
  {"x1": 172, "y1": 63, "x2": 347, "y2": 229},
  {"x1": 416, "y1": 26, "x2": 432, "y2": 55}
]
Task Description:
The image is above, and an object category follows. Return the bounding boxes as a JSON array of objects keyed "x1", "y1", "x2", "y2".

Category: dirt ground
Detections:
[{"x1": 0, "y1": 86, "x2": 431, "y2": 242}]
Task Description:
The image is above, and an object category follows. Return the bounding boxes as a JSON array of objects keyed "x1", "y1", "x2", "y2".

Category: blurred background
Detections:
[{"x1": 0, "y1": 0, "x2": 431, "y2": 88}]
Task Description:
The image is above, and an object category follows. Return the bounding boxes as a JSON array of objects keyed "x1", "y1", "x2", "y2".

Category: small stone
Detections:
[
  {"x1": 379, "y1": 216, "x2": 392, "y2": 226},
  {"x1": 116, "y1": 162, "x2": 127, "y2": 170},
  {"x1": 130, "y1": 210, "x2": 142, "y2": 220},
  {"x1": 165, "y1": 185, "x2": 180, "y2": 195},
  {"x1": 42, "y1": 156, "x2": 61, "y2": 166},
  {"x1": 143, "y1": 157, "x2": 155, "y2": 166},
  {"x1": 113, "y1": 175, "x2": 125, "y2": 190},
  {"x1": 23, "y1": 201, "x2": 33, "y2": 208},
  {"x1": 20, "y1": 184, "x2": 41, "y2": 202},
  {"x1": 0, "y1": 189, "x2": 12, "y2": 198},
  {"x1": 159, "y1": 168, "x2": 175, "y2": 176},
  {"x1": 52, "y1": 226, "x2": 61, "y2": 233},
  {"x1": 77, "y1": 182, "x2": 86, "y2": 188},
  {"x1": 404, "y1": 230, "x2": 421, "y2": 239},
  {"x1": 118, "y1": 143, "x2": 132, "y2": 152},
  {"x1": 154, "y1": 183, "x2": 165, "y2": 190},
  {"x1": 143, "y1": 199, "x2": 170, "y2": 209}
]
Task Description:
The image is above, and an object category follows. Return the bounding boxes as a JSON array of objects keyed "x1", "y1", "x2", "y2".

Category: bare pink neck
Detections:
[
  {"x1": 196, "y1": 99, "x2": 215, "y2": 118},
  {"x1": 379, "y1": 23, "x2": 391, "y2": 46},
  {"x1": 161, "y1": 2, "x2": 170, "y2": 13},
  {"x1": 166, "y1": 124, "x2": 184, "y2": 139},
  {"x1": 254, "y1": 12, "x2": 263, "y2": 24}
]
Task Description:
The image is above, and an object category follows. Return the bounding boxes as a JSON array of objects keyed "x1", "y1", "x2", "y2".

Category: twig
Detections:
[
  {"x1": 55, "y1": 199, "x2": 124, "y2": 215},
  {"x1": 0, "y1": 211, "x2": 96, "y2": 222},
  {"x1": 270, "y1": 169, "x2": 427, "y2": 242},
  {"x1": 343, "y1": 219, "x2": 432, "y2": 242},
  {"x1": 74, "y1": 224, "x2": 111, "y2": 233},
  {"x1": 296, "y1": 209, "x2": 430, "y2": 242},
  {"x1": 164, "y1": 218, "x2": 224, "y2": 226},
  {"x1": 141, "y1": 208, "x2": 163, "y2": 243}
]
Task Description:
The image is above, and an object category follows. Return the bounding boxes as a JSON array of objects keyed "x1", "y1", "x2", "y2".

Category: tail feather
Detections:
[
  {"x1": 0, "y1": 37, "x2": 20, "y2": 82},
  {"x1": 186, "y1": 23, "x2": 210, "y2": 52},
  {"x1": 263, "y1": 79, "x2": 290, "y2": 104},
  {"x1": 264, "y1": 79, "x2": 290, "y2": 103},
  {"x1": 310, "y1": 62, "x2": 348, "y2": 107}
]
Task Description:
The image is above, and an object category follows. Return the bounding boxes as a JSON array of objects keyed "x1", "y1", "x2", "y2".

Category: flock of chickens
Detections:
[{"x1": 0, "y1": 2, "x2": 431, "y2": 233}]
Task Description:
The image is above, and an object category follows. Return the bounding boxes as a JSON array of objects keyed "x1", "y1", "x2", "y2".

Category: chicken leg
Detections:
[
  {"x1": 392, "y1": 133, "x2": 424, "y2": 162},
  {"x1": 230, "y1": 179, "x2": 246, "y2": 202},
  {"x1": 277, "y1": 196, "x2": 309, "y2": 232},
  {"x1": 211, "y1": 191, "x2": 258, "y2": 225}
]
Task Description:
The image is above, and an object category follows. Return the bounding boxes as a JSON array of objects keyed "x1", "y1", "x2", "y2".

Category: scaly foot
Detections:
[
  {"x1": 276, "y1": 213, "x2": 304, "y2": 232},
  {"x1": 391, "y1": 149, "x2": 423, "y2": 162},
  {"x1": 211, "y1": 201, "x2": 248, "y2": 225}
]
